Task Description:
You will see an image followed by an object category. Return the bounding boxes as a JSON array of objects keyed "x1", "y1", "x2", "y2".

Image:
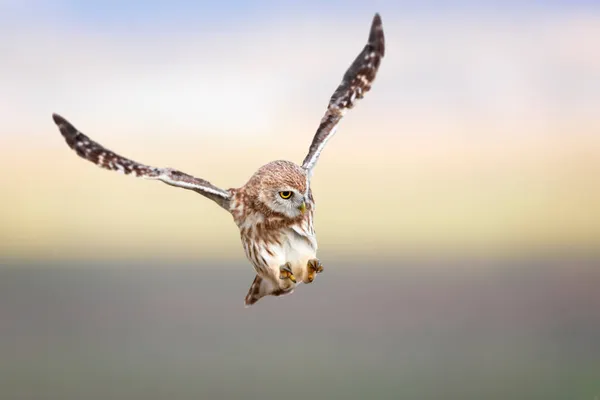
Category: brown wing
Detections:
[
  {"x1": 52, "y1": 113, "x2": 231, "y2": 210},
  {"x1": 302, "y1": 13, "x2": 385, "y2": 173}
]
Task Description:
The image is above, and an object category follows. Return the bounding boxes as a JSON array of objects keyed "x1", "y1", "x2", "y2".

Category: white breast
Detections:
[
  {"x1": 242, "y1": 225, "x2": 317, "y2": 285},
  {"x1": 282, "y1": 227, "x2": 318, "y2": 280}
]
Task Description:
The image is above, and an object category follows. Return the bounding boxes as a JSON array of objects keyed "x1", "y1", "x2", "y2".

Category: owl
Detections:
[{"x1": 51, "y1": 14, "x2": 385, "y2": 306}]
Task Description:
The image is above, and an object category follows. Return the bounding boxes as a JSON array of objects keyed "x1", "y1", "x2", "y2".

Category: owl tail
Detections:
[{"x1": 244, "y1": 275, "x2": 294, "y2": 307}]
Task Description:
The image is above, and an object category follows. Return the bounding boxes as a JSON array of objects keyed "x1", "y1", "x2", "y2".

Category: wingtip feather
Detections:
[
  {"x1": 370, "y1": 13, "x2": 385, "y2": 57},
  {"x1": 52, "y1": 113, "x2": 66, "y2": 126},
  {"x1": 373, "y1": 13, "x2": 382, "y2": 25},
  {"x1": 52, "y1": 113, "x2": 79, "y2": 141}
]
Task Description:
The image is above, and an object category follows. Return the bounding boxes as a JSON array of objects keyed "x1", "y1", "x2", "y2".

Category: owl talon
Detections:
[
  {"x1": 306, "y1": 259, "x2": 324, "y2": 283},
  {"x1": 279, "y1": 263, "x2": 296, "y2": 283}
]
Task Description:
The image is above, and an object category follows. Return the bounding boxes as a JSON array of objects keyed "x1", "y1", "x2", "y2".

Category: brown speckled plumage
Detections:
[
  {"x1": 229, "y1": 161, "x2": 315, "y2": 276},
  {"x1": 50, "y1": 14, "x2": 385, "y2": 307}
]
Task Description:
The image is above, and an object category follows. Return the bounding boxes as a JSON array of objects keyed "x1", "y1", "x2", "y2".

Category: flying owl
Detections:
[{"x1": 52, "y1": 14, "x2": 385, "y2": 306}]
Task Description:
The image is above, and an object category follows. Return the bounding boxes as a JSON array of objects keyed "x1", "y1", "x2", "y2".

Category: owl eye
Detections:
[{"x1": 279, "y1": 191, "x2": 293, "y2": 199}]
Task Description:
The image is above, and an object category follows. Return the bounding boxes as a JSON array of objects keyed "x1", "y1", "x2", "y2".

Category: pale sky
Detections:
[{"x1": 1, "y1": 2, "x2": 599, "y2": 261}]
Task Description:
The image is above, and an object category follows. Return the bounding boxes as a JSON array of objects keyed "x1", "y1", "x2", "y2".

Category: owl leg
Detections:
[
  {"x1": 306, "y1": 259, "x2": 324, "y2": 283},
  {"x1": 279, "y1": 262, "x2": 297, "y2": 283}
]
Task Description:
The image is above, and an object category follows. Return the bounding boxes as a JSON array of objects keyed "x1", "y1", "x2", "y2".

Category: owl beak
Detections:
[{"x1": 298, "y1": 201, "x2": 306, "y2": 215}]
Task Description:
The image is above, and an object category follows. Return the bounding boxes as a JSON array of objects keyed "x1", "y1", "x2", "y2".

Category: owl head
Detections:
[{"x1": 244, "y1": 160, "x2": 308, "y2": 219}]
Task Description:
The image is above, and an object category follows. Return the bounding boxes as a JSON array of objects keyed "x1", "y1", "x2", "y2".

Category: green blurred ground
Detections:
[{"x1": 0, "y1": 259, "x2": 598, "y2": 400}]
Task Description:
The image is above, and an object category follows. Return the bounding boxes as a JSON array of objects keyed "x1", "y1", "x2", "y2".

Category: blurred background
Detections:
[{"x1": 0, "y1": 0, "x2": 599, "y2": 399}]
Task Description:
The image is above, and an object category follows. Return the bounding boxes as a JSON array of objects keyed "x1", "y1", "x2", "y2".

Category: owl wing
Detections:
[
  {"x1": 52, "y1": 114, "x2": 231, "y2": 210},
  {"x1": 301, "y1": 13, "x2": 385, "y2": 174}
]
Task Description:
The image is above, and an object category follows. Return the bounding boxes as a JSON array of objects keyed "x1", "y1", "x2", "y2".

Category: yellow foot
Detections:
[
  {"x1": 306, "y1": 259, "x2": 324, "y2": 283},
  {"x1": 279, "y1": 262, "x2": 296, "y2": 283}
]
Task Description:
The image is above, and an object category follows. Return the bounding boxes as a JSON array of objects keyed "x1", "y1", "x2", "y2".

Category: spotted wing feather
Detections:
[
  {"x1": 52, "y1": 113, "x2": 231, "y2": 210},
  {"x1": 302, "y1": 13, "x2": 385, "y2": 173}
]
